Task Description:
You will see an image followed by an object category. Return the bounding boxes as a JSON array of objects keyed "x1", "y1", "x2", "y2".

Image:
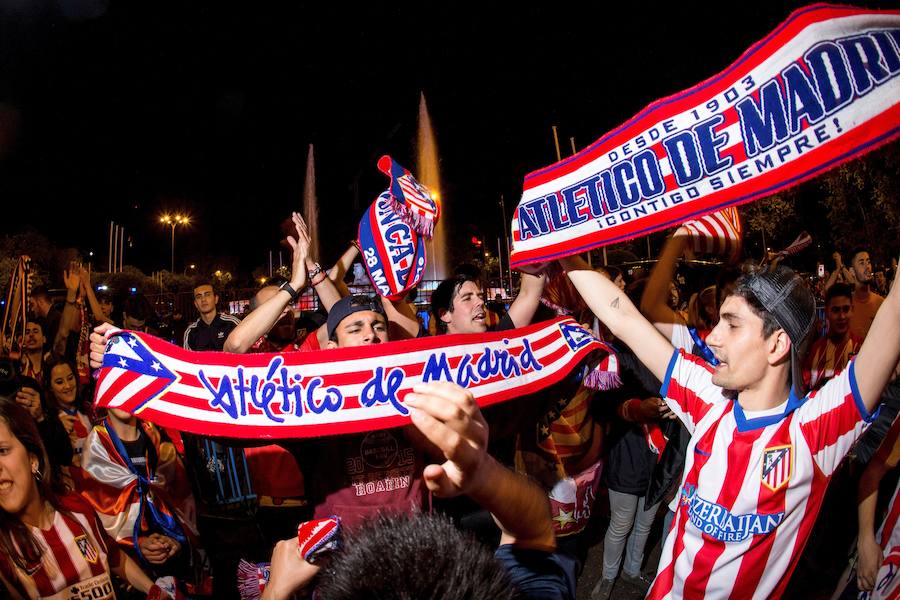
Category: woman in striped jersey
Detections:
[{"x1": 0, "y1": 401, "x2": 154, "y2": 599}]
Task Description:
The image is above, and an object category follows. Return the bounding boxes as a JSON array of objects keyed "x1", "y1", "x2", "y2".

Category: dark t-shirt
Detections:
[
  {"x1": 600, "y1": 347, "x2": 663, "y2": 496},
  {"x1": 290, "y1": 428, "x2": 426, "y2": 531},
  {"x1": 120, "y1": 430, "x2": 157, "y2": 474}
]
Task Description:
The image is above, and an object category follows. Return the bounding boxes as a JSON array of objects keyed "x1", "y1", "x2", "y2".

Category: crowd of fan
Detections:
[{"x1": 1, "y1": 214, "x2": 898, "y2": 600}]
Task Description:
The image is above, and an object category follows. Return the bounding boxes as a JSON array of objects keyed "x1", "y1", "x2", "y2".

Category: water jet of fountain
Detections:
[
  {"x1": 302, "y1": 144, "x2": 321, "y2": 261},
  {"x1": 416, "y1": 92, "x2": 448, "y2": 281}
]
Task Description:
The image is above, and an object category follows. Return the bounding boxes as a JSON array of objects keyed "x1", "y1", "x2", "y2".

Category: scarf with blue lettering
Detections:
[
  {"x1": 510, "y1": 5, "x2": 900, "y2": 268},
  {"x1": 358, "y1": 157, "x2": 438, "y2": 300},
  {"x1": 93, "y1": 318, "x2": 606, "y2": 439}
]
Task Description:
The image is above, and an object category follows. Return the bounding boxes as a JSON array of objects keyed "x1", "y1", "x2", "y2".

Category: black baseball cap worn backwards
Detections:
[
  {"x1": 327, "y1": 295, "x2": 388, "y2": 340},
  {"x1": 743, "y1": 265, "x2": 815, "y2": 399}
]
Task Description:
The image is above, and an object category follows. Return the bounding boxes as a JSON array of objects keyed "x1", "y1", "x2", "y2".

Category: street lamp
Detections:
[{"x1": 159, "y1": 214, "x2": 190, "y2": 273}]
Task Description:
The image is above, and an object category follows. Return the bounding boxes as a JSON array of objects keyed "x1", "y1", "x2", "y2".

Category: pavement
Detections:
[{"x1": 574, "y1": 503, "x2": 667, "y2": 600}]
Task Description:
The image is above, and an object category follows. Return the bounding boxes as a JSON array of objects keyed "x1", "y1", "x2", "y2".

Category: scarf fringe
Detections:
[
  {"x1": 387, "y1": 196, "x2": 436, "y2": 239},
  {"x1": 237, "y1": 559, "x2": 268, "y2": 600}
]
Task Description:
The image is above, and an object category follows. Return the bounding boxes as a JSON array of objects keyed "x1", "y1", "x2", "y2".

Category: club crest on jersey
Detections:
[
  {"x1": 761, "y1": 444, "x2": 793, "y2": 492},
  {"x1": 74, "y1": 535, "x2": 99, "y2": 563}
]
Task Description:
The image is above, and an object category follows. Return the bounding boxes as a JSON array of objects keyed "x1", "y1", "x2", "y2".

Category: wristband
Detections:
[
  {"x1": 278, "y1": 281, "x2": 300, "y2": 303},
  {"x1": 308, "y1": 263, "x2": 324, "y2": 279}
]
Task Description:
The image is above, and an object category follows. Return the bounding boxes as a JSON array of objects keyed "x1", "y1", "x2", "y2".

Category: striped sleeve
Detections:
[
  {"x1": 183, "y1": 322, "x2": 196, "y2": 350},
  {"x1": 659, "y1": 348, "x2": 722, "y2": 434},
  {"x1": 798, "y1": 359, "x2": 872, "y2": 476}
]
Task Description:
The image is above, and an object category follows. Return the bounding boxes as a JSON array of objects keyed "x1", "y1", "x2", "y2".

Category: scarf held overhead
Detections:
[
  {"x1": 93, "y1": 318, "x2": 602, "y2": 439},
  {"x1": 510, "y1": 4, "x2": 900, "y2": 267}
]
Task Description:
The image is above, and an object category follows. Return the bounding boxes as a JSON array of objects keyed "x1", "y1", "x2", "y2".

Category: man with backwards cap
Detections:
[{"x1": 559, "y1": 255, "x2": 900, "y2": 599}]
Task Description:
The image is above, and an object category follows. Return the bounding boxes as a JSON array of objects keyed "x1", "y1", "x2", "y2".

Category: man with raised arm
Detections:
[
  {"x1": 560, "y1": 254, "x2": 900, "y2": 599},
  {"x1": 430, "y1": 268, "x2": 547, "y2": 335},
  {"x1": 261, "y1": 381, "x2": 570, "y2": 600}
]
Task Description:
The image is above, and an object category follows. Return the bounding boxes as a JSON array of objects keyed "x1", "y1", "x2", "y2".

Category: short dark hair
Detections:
[
  {"x1": 30, "y1": 286, "x2": 51, "y2": 304},
  {"x1": 825, "y1": 282, "x2": 854, "y2": 306},
  {"x1": 849, "y1": 247, "x2": 870, "y2": 264},
  {"x1": 316, "y1": 513, "x2": 515, "y2": 600},
  {"x1": 716, "y1": 265, "x2": 743, "y2": 310},
  {"x1": 249, "y1": 282, "x2": 286, "y2": 312},
  {"x1": 23, "y1": 320, "x2": 44, "y2": 336},
  {"x1": 431, "y1": 273, "x2": 482, "y2": 334},
  {"x1": 730, "y1": 277, "x2": 783, "y2": 340},
  {"x1": 193, "y1": 282, "x2": 216, "y2": 295}
]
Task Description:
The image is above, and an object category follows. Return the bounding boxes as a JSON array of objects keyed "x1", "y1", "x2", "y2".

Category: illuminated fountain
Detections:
[
  {"x1": 416, "y1": 92, "x2": 448, "y2": 281},
  {"x1": 302, "y1": 143, "x2": 320, "y2": 260}
]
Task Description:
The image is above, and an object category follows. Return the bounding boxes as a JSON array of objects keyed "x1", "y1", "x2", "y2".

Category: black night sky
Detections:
[{"x1": 0, "y1": 1, "x2": 895, "y2": 278}]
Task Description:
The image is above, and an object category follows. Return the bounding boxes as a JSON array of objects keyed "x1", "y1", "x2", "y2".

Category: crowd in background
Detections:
[{"x1": 1, "y1": 218, "x2": 899, "y2": 600}]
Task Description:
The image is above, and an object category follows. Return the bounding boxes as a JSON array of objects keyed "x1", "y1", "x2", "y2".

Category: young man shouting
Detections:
[{"x1": 561, "y1": 255, "x2": 900, "y2": 599}]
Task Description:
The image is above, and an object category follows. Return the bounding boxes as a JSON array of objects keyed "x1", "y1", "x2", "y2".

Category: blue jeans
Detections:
[{"x1": 602, "y1": 489, "x2": 659, "y2": 580}]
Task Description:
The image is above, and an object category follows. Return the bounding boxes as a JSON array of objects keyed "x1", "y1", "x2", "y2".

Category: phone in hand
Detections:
[{"x1": 817, "y1": 263, "x2": 825, "y2": 278}]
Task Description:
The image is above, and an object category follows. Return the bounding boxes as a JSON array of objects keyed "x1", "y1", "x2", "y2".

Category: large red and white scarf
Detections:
[
  {"x1": 510, "y1": 5, "x2": 900, "y2": 267},
  {"x1": 93, "y1": 318, "x2": 603, "y2": 439}
]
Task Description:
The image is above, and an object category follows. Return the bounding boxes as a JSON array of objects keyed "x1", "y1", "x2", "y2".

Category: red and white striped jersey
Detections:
[
  {"x1": 863, "y1": 479, "x2": 900, "y2": 600},
  {"x1": 649, "y1": 349, "x2": 871, "y2": 599},
  {"x1": 0, "y1": 495, "x2": 119, "y2": 600},
  {"x1": 860, "y1": 420, "x2": 900, "y2": 600}
]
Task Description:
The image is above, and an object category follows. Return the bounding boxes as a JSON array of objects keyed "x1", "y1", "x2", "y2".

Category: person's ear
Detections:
[
  {"x1": 439, "y1": 308, "x2": 451, "y2": 325},
  {"x1": 768, "y1": 329, "x2": 791, "y2": 366},
  {"x1": 326, "y1": 339, "x2": 338, "y2": 350}
]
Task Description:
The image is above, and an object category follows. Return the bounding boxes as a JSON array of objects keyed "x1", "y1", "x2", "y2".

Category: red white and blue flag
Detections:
[
  {"x1": 682, "y1": 207, "x2": 743, "y2": 263},
  {"x1": 377, "y1": 155, "x2": 440, "y2": 238},
  {"x1": 510, "y1": 5, "x2": 900, "y2": 267},
  {"x1": 94, "y1": 318, "x2": 604, "y2": 440}
]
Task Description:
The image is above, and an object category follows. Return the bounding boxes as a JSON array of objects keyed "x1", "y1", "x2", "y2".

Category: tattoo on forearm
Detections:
[{"x1": 610, "y1": 297, "x2": 620, "y2": 309}]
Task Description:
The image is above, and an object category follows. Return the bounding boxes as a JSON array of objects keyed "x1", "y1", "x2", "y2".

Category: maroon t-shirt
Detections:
[{"x1": 295, "y1": 427, "x2": 426, "y2": 531}]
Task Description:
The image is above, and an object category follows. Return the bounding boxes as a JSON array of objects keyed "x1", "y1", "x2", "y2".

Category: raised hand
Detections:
[
  {"x1": 285, "y1": 212, "x2": 311, "y2": 290},
  {"x1": 404, "y1": 381, "x2": 488, "y2": 498},
  {"x1": 77, "y1": 264, "x2": 92, "y2": 292},
  {"x1": 63, "y1": 264, "x2": 81, "y2": 295},
  {"x1": 89, "y1": 322, "x2": 121, "y2": 369}
]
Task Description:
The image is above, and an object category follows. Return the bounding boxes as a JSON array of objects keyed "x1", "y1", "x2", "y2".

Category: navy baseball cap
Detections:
[{"x1": 326, "y1": 295, "x2": 387, "y2": 340}]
